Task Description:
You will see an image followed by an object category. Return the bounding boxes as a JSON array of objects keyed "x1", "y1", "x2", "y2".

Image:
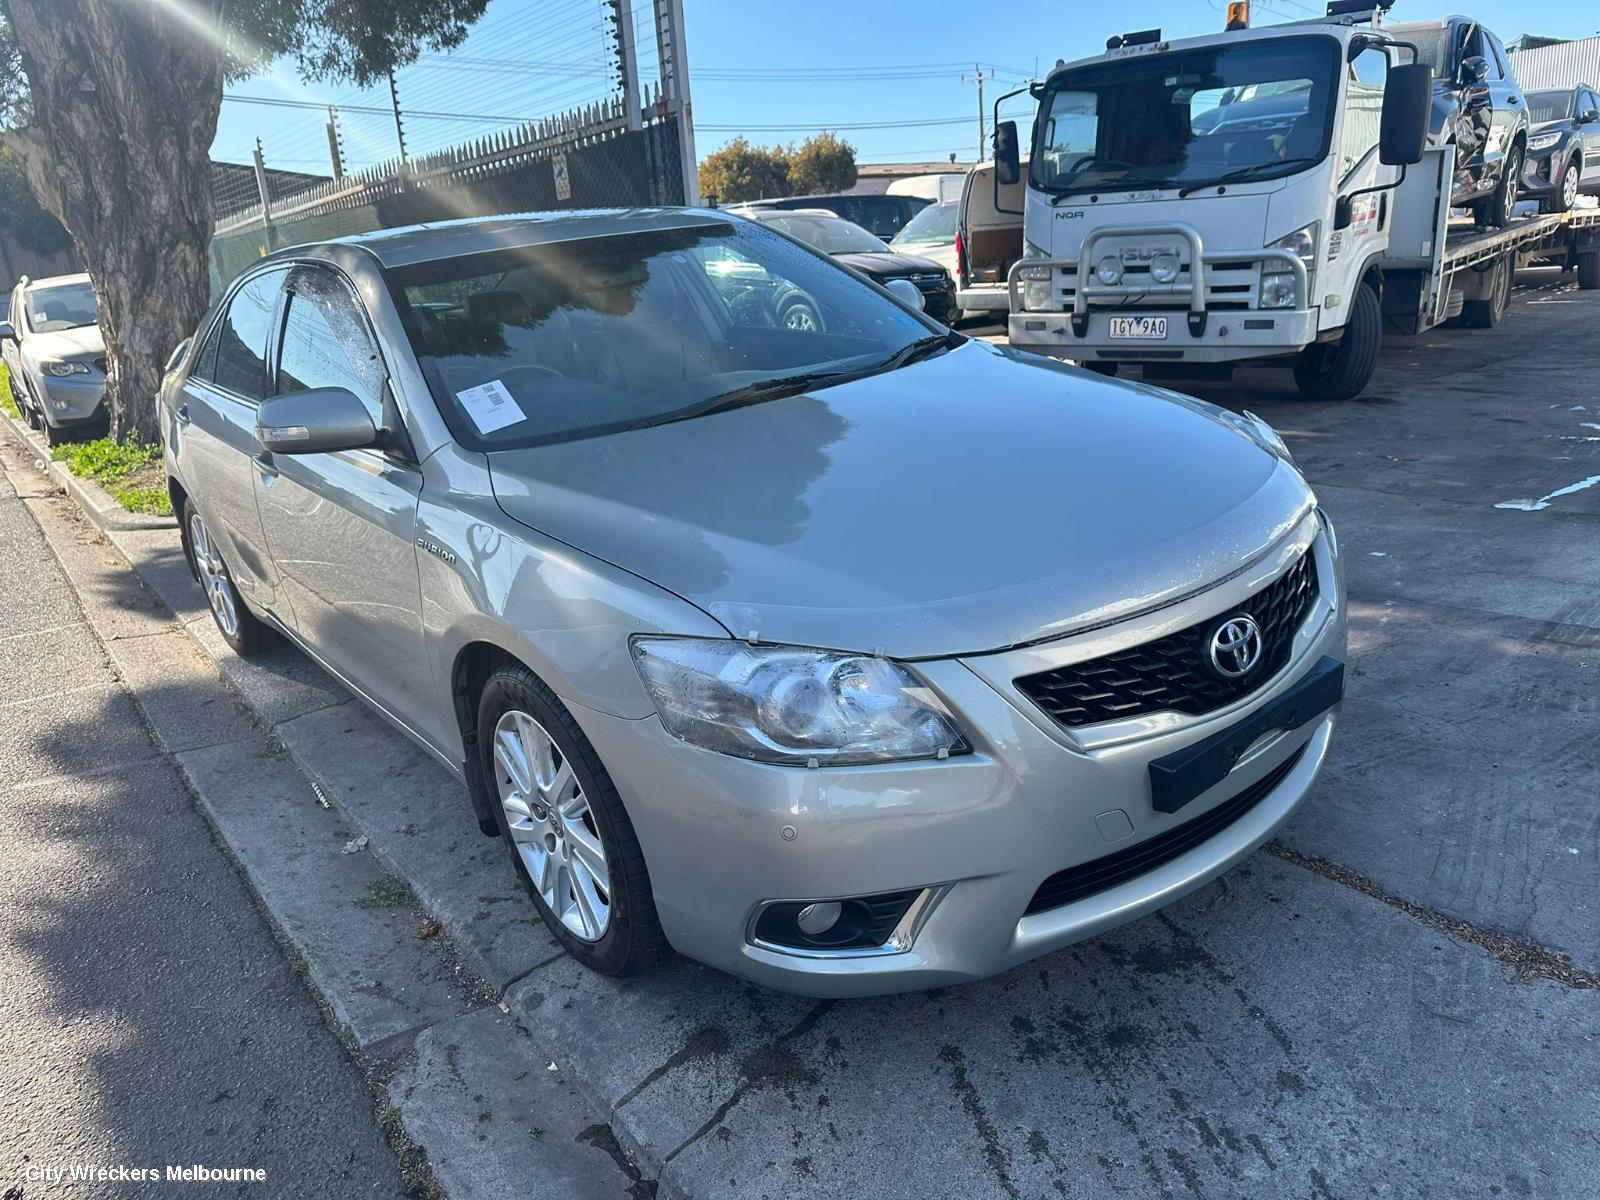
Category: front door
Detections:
[
  {"x1": 174, "y1": 267, "x2": 291, "y2": 619},
  {"x1": 250, "y1": 264, "x2": 435, "y2": 739}
]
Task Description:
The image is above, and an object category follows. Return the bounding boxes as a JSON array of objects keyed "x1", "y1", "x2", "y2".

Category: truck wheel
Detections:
[
  {"x1": 1579, "y1": 253, "x2": 1600, "y2": 291},
  {"x1": 1460, "y1": 256, "x2": 1512, "y2": 328},
  {"x1": 1486, "y1": 142, "x2": 1524, "y2": 229},
  {"x1": 1292, "y1": 285, "x2": 1380, "y2": 402}
]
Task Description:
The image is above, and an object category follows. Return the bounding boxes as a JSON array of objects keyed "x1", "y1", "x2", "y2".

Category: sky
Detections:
[{"x1": 211, "y1": 0, "x2": 1600, "y2": 180}]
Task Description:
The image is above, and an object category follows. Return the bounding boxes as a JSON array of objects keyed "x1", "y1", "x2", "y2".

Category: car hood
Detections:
[
  {"x1": 832, "y1": 250, "x2": 945, "y2": 278},
  {"x1": 1530, "y1": 118, "x2": 1574, "y2": 137},
  {"x1": 486, "y1": 342, "x2": 1314, "y2": 659},
  {"x1": 26, "y1": 325, "x2": 104, "y2": 361}
]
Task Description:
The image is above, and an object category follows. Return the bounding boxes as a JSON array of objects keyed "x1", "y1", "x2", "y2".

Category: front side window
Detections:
[
  {"x1": 276, "y1": 267, "x2": 387, "y2": 423},
  {"x1": 25, "y1": 281, "x2": 97, "y2": 333},
  {"x1": 387, "y1": 220, "x2": 938, "y2": 449},
  {"x1": 1339, "y1": 45, "x2": 1390, "y2": 181},
  {"x1": 1032, "y1": 36, "x2": 1340, "y2": 195},
  {"x1": 212, "y1": 270, "x2": 287, "y2": 400},
  {"x1": 757, "y1": 214, "x2": 885, "y2": 254},
  {"x1": 891, "y1": 201, "x2": 959, "y2": 245}
]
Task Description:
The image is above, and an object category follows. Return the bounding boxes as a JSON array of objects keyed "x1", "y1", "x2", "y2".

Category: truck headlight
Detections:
[
  {"x1": 631, "y1": 637, "x2": 969, "y2": 766},
  {"x1": 1527, "y1": 131, "x2": 1561, "y2": 152},
  {"x1": 1260, "y1": 272, "x2": 1298, "y2": 309},
  {"x1": 44, "y1": 360, "x2": 91, "y2": 378},
  {"x1": 1019, "y1": 264, "x2": 1054, "y2": 311},
  {"x1": 1268, "y1": 222, "x2": 1319, "y2": 272}
]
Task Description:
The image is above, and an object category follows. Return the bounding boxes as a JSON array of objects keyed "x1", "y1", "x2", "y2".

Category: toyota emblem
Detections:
[{"x1": 1208, "y1": 614, "x2": 1264, "y2": 678}]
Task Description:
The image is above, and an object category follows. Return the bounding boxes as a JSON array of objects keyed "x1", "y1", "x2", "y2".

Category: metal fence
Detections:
[{"x1": 209, "y1": 97, "x2": 686, "y2": 293}]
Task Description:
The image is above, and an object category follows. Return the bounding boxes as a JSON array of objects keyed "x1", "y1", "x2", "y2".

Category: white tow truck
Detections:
[{"x1": 998, "y1": 3, "x2": 1600, "y2": 400}]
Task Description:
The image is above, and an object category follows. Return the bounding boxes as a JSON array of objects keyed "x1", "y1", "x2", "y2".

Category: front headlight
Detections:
[
  {"x1": 1260, "y1": 272, "x2": 1297, "y2": 308},
  {"x1": 631, "y1": 637, "x2": 969, "y2": 766},
  {"x1": 1268, "y1": 222, "x2": 1319, "y2": 273},
  {"x1": 1019, "y1": 263, "x2": 1054, "y2": 311},
  {"x1": 44, "y1": 360, "x2": 91, "y2": 378},
  {"x1": 1527, "y1": 131, "x2": 1561, "y2": 152}
]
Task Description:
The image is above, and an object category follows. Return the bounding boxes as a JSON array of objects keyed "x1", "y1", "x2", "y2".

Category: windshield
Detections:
[
  {"x1": 26, "y1": 281, "x2": 97, "y2": 332},
  {"x1": 387, "y1": 221, "x2": 939, "y2": 449},
  {"x1": 1527, "y1": 89, "x2": 1575, "y2": 123},
  {"x1": 891, "y1": 201, "x2": 959, "y2": 246},
  {"x1": 1032, "y1": 36, "x2": 1339, "y2": 196},
  {"x1": 755, "y1": 213, "x2": 886, "y2": 254}
]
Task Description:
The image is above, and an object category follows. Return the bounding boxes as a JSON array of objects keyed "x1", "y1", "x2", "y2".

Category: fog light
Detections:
[
  {"x1": 1097, "y1": 255, "x2": 1124, "y2": 286},
  {"x1": 796, "y1": 901, "x2": 842, "y2": 936},
  {"x1": 1150, "y1": 253, "x2": 1180, "y2": 284},
  {"x1": 53, "y1": 399, "x2": 70, "y2": 411},
  {"x1": 1023, "y1": 279, "x2": 1053, "y2": 311},
  {"x1": 1260, "y1": 272, "x2": 1297, "y2": 309}
]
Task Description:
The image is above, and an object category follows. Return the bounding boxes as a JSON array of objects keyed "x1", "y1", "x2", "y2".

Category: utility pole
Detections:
[
  {"x1": 653, "y1": 0, "x2": 699, "y2": 204},
  {"x1": 612, "y1": 0, "x2": 643, "y2": 131},
  {"x1": 250, "y1": 138, "x2": 277, "y2": 251},
  {"x1": 962, "y1": 65, "x2": 991, "y2": 163},
  {"x1": 325, "y1": 106, "x2": 345, "y2": 180},
  {"x1": 387, "y1": 69, "x2": 409, "y2": 169}
]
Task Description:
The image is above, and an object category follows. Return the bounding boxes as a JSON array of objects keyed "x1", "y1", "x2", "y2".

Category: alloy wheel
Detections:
[
  {"x1": 188, "y1": 511, "x2": 239, "y2": 638},
  {"x1": 783, "y1": 303, "x2": 819, "y2": 332},
  {"x1": 1562, "y1": 164, "x2": 1579, "y2": 210},
  {"x1": 493, "y1": 709, "x2": 612, "y2": 942},
  {"x1": 1501, "y1": 147, "x2": 1522, "y2": 224}
]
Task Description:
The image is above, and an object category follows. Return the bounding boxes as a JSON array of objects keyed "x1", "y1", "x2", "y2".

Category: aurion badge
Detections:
[{"x1": 1208, "y1": 614, "x2": 1263, "y2": 678}]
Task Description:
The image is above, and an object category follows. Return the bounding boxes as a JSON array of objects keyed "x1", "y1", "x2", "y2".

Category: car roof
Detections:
[
  {"x1": 24, "y1": 272, "x2": 92, "y2": 291},
  {"x1": 265, "y1": 207, "x2": 740, "y2": 270}
]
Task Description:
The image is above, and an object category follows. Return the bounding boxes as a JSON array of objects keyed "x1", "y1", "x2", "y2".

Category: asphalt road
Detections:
[{"x1": 0, "y1": 460, "x2": 407, "y2": 1197}]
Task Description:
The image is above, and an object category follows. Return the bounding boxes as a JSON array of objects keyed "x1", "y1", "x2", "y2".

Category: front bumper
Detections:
[
  {"x1": 1009, "y1": 306, "x2": 1320, "y2": 364},
  {"x1": 1520, "y1": 143, "x2": 1574, "y2": 198},
  {"x1": 955, "y1": 283, "x2": 1011, "y2": 313},
  {"x1": 575, "y1": 512, "x2": 1345, "y2": 996},
  {"x1": 33, "y1": 371, "x2": 106, "y2": 427}
]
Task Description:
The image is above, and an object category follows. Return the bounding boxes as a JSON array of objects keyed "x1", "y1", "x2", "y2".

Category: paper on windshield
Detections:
[{"x1": 455, "y1": 379, "x2": 524, "y2": 435}]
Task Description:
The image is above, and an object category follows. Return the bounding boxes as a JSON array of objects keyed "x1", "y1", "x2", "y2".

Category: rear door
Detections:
[
  {"x1": 173, "y1": 267, "x2": 291, "y2": 619},
  {"x1": 250, "y1": 263, "x2": 434, "y2": 738}
]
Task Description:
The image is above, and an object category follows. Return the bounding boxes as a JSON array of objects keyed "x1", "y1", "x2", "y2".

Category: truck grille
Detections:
[
  {"x1": 1024, "y1": 744, "x2": 1305, "y2": 915},
  {"x1": 1016, "y1": 551, "x2": 1317, "y2": 729}
]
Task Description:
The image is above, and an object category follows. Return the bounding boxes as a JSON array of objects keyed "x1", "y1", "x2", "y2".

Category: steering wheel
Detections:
[{"x1": 1068, "y1": 156, "x2": 1137, "y2": 174}]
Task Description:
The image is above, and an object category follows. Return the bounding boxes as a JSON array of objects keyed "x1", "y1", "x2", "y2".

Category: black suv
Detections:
[
  {"x1": 1390, "y1": 18, "x2": 1531, "y2": 227},
  {"x1": 1521, "y1": 85, "x2": 1600, "y2": 213}
]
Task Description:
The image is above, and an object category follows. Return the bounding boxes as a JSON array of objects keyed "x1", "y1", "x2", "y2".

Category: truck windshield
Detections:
[{"x1": 1031, "y1": 36, "x2": 1339, "y2": 197}]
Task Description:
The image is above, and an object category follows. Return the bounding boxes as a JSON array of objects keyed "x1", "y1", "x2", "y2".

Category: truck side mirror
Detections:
[
  {"x1": 1458, "y1": 55, "x2": 1489, "y2": 87},
  {"x1": 994, "y1": 121, "x2": 1021, "y2": 186},
  {"x1": 1379, "y1": 63, "x2": 1432, "y2": 166}
]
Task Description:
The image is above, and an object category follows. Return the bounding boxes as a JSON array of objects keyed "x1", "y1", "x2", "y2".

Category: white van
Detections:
[
  {"x1": 887, "y1": 173, "x2": 966, "y2": 204},
  {"x1": 955, "y1": 160, "x2": 1026, "y2": 319}
]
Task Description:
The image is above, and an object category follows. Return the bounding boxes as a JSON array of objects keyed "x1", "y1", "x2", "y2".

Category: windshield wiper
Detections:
[
  {"x1": 1178, "y1": 158, "x2": 1321, "y2": 198},
  {"x1": 873, "y1": 332, "x2": 958, "y2": 373},
  {"x1": 639, "y1": 370, "x2": 852, "y2": 430}
]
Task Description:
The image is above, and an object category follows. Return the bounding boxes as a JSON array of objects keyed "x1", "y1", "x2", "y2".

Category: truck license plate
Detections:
[{"x1": 1109, "y1": 316, "x2": 1168, "y2": 339}]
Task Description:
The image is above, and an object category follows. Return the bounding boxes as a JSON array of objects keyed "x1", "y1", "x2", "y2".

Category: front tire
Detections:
[
  {"x1": 1542, "y1": 158, "x2": 1579, "y2": 214},
  {"x1": 1293, "y1": 284, "x2": 1380, "y2": 401},
  {"x1": 1485, "y1": 141, "x2": 1524, "y2": 229},
  {"x1": 478, "y1": 663, "x2": 669, "y2": 977},
  {"x1": 1579, "y1": 253, "x2": 1600, "y2": 291},
  {"x1": 181, "y1": 498, "x2": 273, "y2": 656}
]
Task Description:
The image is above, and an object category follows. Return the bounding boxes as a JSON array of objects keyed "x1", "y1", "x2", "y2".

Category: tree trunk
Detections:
[{"x1": 3, "y1": 0, "x2": 224, "y2": 443}]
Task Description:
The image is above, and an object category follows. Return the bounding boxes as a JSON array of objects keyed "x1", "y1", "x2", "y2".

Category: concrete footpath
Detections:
[{"x1": 3, "y1": 266, "x2": 1598, "y2": 1200}]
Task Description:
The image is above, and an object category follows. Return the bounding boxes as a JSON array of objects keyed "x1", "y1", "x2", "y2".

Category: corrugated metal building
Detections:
[{"x1": 1508, "y1": 34, "x2": 1600, "y2": 90}]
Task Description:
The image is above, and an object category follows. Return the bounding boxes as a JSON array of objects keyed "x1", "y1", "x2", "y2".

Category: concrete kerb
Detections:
[{"x1": 0, "y1": 408, "x2": 177, "y2": 532}]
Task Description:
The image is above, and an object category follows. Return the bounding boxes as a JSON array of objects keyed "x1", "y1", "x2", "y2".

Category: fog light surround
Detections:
[{"x1": 751, "y1": 888, "x2": 926, "y2": 955}]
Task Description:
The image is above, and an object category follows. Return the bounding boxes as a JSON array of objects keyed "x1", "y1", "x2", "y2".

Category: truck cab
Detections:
[{"x1": 1004, "y1": 8, "x2": 1433, "y2": 400}]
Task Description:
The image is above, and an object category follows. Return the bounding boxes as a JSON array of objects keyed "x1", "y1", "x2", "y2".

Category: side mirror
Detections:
[
  {"x1": 885, "y1": 278, "x2": 925, "y2": 311},
  {"x1": 0, "y1": 320, "x2": 13, "y2": 342},
  {"x1": 1458, "y1": 55, "x2": 1489, "y2": 87},
  {"x1": 1581, "y1": 109, "x2": 1600, "y2": 125},
  {"x1": 255, "y1": 387, "x2": 378, "y2": 455},
  {"x1": 1380, "y1": 63, "x2": 1433, "y2": 166},
  {"x1": 994, "y1": 120, "x2": 1021, "y2": 186}
]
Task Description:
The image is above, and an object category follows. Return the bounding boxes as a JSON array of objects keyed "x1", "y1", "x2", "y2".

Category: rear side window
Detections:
[
  {"x1": 212, "y1": 270, "x2": 286, "y2": 400},
  {"x1": 276, "y1": 266, "x2": 386, "y2": 423}
]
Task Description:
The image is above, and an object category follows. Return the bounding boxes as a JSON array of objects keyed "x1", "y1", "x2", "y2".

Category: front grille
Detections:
[
  {"x1": 1024, "y1": 744, "x2": 1305, "y2": 915},
  {"x1": 1017, "y1": 551, "x2": 1318, "y2": 729}
]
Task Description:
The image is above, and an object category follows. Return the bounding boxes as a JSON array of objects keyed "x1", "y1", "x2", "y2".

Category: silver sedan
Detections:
[{"x1": 159, "y1": 208, "x2": 1345, "y2": 996}]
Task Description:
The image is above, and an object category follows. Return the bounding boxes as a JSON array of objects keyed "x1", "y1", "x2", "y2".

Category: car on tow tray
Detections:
[
  {"x1": 160, "y1": 208, "x2": 1345, "y2": 996},
  {"x1": 1520, "y1": 85, "x2": 1600, "y2": 213}
]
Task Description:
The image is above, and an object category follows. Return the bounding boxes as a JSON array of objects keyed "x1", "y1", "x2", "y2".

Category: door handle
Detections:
[
  {"x1": 175, "y1": 404, "x2": 190, "y2": 427},
  {"x1": 252, "y1": 450, "x2": 278, "y2": 479}
]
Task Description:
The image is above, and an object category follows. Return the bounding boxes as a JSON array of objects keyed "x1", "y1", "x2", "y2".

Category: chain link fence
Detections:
[{"x1": 209, "y1": 97, "x2": 685, "y2": 294}]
